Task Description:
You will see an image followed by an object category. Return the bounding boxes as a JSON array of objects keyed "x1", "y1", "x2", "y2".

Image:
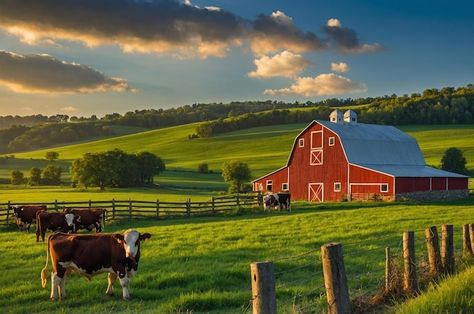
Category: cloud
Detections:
[
  {"x1": 324, "y1": 18, "x2": 383, "y2": 53},
  {"x1": 60, "y1": 106, "x2": 79, "y2": 113},
  {"x1": 248, "y1": 51, "x2": 311, "y2": 79},
  {"x1": 331, "y1": 62, "x2": 350, "y2": 73},
  {"x1": 264, "y1": 73, "x2": 367, "y2": 97},
  {"x1": 0, "y1": 50, "x2": 130, "y2": 94},
  {"x1": 0, "y1": 1, "x2": 328, "y2": 58}
]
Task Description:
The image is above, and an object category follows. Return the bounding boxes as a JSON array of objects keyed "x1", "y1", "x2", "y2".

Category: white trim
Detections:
[
  {"x1": 350, "y1": 182, "x2": 388, "y2": 186},
  {"x1": 266, "y1": 180, "x2": 273, "y2": 191},
  {"x1": 282, "y1": 182, "x2": 289, "y2": 191},
  {"x1": 446, "y1": 177, "x2": 448, "y2": 191},
  {"x1": 329, "y1": 137, "x2": 335, "y2": 146},
  {"x1": 310, "y1": 149, "x2": 323, "y2": 165},
  {"x1": 393, "y1": 176, "x2": 396, "y2": 195},
  {"x1": 349, "y1": 163, "x2": 395, "y2": 178},
  {"x1": 298, "y1": 138, "x2": 304, "y2": 147},
  {"x1": 430, "y1": 177, "x2": 432, "y2": 191},
  {"x1": 380, "y1": 184, "x2": 389, "y2": 192},
  {"x1": 334, "y1": 182, "x2": 341, "y2": 192},
  {"x1": 287, "y1": 167, "x2": 290, "y2": 189},
  {"x1": 308, "y1": 183, "x2": 324, "y2": 202},
  {"x1": 347, "y1": 163, "x2": 351, "y2": 196},
  {"x1": 310, "y1": 130, "x2": 323, "y2": 149}
]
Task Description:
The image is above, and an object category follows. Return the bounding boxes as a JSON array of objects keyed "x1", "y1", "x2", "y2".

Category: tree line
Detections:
[{"x1": 193, "y1": 85, "x2": 474, "y2": 137}]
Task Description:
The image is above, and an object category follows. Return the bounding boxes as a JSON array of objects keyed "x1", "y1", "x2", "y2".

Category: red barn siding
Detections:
[
  {"x1": 253, "y1": 168, "x2": 288, "y2": 194},
  {"x1": 431, "y1": 178, "x2": 446, "y2": 190},
  {"x1": 395, "y1": 177, "x2": 430, "y2": 193},
  {"x1": 448, "y1": 178, "x2": 469, "y2": 190},
  {"x1": 349, "y1": 164, "x2": 394, "y2": 196}
]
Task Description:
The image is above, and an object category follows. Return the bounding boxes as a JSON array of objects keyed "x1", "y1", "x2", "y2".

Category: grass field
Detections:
[{"x1": 1, "y1": 199, "x2": 474, "y2": 313}]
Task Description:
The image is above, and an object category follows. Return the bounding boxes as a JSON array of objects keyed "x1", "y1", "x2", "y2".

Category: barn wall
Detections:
[
  {"x1": 448, "y1": 178, "x2": 469, "y2": 190},
  {"x1": 253, "y1": 168, "x2": 288, "y2": 194},
  {"x1": 349, "y1": 164, "x2": 394, "y2": 197},
  {"x1": 395, "y1": 177, "x2": 430, "y2": 193},
  {"x1": 432, "y1": 178, "x2": 446, "y2": 190},
  {"x1": 288, "y1": 123, "x2": 349, "y2": 201}
]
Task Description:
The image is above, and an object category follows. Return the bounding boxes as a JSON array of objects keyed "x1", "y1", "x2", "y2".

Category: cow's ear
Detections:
[
  {"x1": 114, "y1": 234, "x2": 124, "y2": 241},
  {"x1": 139, "y1": 233, "x2": 151, "y2": 241}
]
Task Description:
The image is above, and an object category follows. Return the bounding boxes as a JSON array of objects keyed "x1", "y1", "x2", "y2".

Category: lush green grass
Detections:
[
  {"x1": 1, "y1": 199, "x2": 474, "y2": 313},
  {"x1": 396, "y1": 266, "x2": 474, "y2": 313}
]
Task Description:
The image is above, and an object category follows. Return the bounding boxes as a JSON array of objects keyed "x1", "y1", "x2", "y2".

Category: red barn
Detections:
[{"x1": 253, "y1": 110, "x2": 469, "y2": 202}]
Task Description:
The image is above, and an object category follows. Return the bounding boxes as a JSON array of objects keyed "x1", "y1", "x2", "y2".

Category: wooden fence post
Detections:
[
  {"x1": 425, "y1": 226, "x2": 441, "y2": 276},
  {"x1": 186, "y1": 198, "x2": 191, "y2": 217},
  {"x1": 257, "y1": 191, "x2": 263, "y2": 207},
  {"x1": 385, "y1": 247, "x2": 392, "y2": 293},
  {"x1": 128, "y1": 199, "x2": 132, "y2": 220},
  {"x1": 211, "y1": 196, "x2": 215, "y2": 214},
  {"x1": 112, "y1": 199, "x2": 115, "y2": 220},
  {"x1": 156, "y1": 199, "x2": 160, "y2": 218},
  {"x1": 6, "y1": 201, "x2": 11, "y2": 225},
  {"x1": 469, "y1": 224, "x2": 474, "y2": 255},
  {"x1": 403, "y1": 231, "x2": 417, "y2": 293},
  {"x1": 321, "y1": 243, "x2": 351, "y2": 314},
  {"x1": 463, "y1": 224, "x2": 472, "y2": 257},
  {"x1": 441, "y1": 224, "x2": 454, "y2": 274},
  {"x1": 236, "y1": 193, "x2": 240, "y2": 211},
  {"x1": 250, "y1": 262, "x2": 276, "y2": 314}
]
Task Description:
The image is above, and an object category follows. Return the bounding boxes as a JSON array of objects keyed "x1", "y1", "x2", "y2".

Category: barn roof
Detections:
[
  {"x1": 357, "y1": 164, "x2": 468, "y2": 178},
  {"x1": 318, "y1": 120, "x2": 426, "y2": 166}
]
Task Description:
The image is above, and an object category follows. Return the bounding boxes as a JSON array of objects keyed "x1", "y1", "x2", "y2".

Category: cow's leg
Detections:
[
  {"x1": 59, "y1": 276, "x2": 67, "y2": 300},
  {"x1": 118, "y1": 273, "x2": 130, "y2": 300},
  {"x1": 50, "y1": 272, "x2": 61, "y2": 301},
  {"x1": 26, "y1": 223, "x2": 31, "y2": 233},
  {"x1": 36, "y1": 228, "x2": 40, "y2": 242},
  {"x1": 106, "y1": 272, "x2": 117, "y2": 296}
]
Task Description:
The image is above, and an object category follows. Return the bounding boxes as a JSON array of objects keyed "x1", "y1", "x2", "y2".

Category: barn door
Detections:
[{"x1": 308, "y1": 183, "x2": 324, "y2": 202}]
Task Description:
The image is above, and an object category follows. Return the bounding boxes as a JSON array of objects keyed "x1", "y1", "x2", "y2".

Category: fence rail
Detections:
[{"x1": 0, "y1": 193, "x2": 263, "y2": 225}]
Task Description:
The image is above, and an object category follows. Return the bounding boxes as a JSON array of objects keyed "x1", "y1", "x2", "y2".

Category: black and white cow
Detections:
[{"x1": 263, "y1": 193, "x2": 291, "y2": 210}]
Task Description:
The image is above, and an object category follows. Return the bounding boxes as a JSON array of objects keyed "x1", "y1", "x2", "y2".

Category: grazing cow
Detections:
[
  {"x1": 263, "y1": 193, "x2": 291, "y2": 210},
  {"x1": 12, "y1": 205, "x2": 47, "y2": 232},
  {"x1": 36, "y1": 211, "x2": 77, "y2": 242},
  {"x1": 64, "y1": 208, "x2": 106, "y2": 232},
  {"x1": 40, "y1": 229, "x2": 151, "y2": 301}
]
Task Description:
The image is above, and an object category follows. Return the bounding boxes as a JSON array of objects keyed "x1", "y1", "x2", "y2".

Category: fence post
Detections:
[
  {"x1": 89, "y1": 199, "x2": 92, "y2": 209},
  {"x1": 6, "y1": 201, "x2": 11, "y2": 225},
  {"x1": 236, "y1": 193, "x2": 240, "y2": 211},
  {"x1": 211, "y1": 196, "x2": 215, "y2": 214},
  {"x1": 385, "y1": 247, "x2": 392, "y2": 293},
  {"x1": 186, "y1": 198, "x2": 191, "y2": 217},
  {"x1": 462, "y1": 224, "x2": 472, "y2": 257},
  {"x1": 321, "y1": 243, "x2": 351, "y2": 314},
  {"x1": 469, "y1": 224, "x2": 474, "y2": 255},
  {"x1": 156, "y1": 199, "x2": 160, "y2": 218},
  {"x1": 403, "y1": 231, "x2": 417, "y2": 293},
  {"x1": 250, "y1": 261, "x2": 276, "y2": 314},
  {"x1": 128, "y1": 199, "x2": 132, "y2": 220},
  {"x1": 441, "y1": 224, "x2": 454, "y2": 274},
  {"x1": 112, "y1": 199, "x2": 116, "y2": 220},
  {"x1": 425, "y1": 226, "x2": 441, "y2": 276},
  {"x1": 257, "y1": 191, "x2": 263, "y2": 207}
]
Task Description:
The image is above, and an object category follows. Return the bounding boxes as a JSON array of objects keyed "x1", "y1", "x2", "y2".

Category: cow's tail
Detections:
[{"x1": 40, "y1": 235, "x2": 50, "y2": 288}]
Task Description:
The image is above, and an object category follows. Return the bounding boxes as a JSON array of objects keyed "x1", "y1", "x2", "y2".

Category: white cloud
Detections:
[
  {"x1": 271, "y1": 11, "x2": 293, "y2": 25},
  {"x1": 327, "y1": 18, "x2": 341, "y2": 27},
  {"x1": 331, "y1": 62, "x2": 350, "y2": 73},
  {"x1": 264, "y1": 73, "x2": 367, "y2": 96},
  {"x1": 248, "y1": 51, "x2": 311, "y2": 79},
  {"x1": 60, "y1": 106, "x2": 78, "y2": 113}
]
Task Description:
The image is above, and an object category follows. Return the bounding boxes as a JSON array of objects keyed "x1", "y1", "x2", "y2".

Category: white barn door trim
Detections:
[{"x1": 308, "y1": 183, "x2": 324, "y2": 202}]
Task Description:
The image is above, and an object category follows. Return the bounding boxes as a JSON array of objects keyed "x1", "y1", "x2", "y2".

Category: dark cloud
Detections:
[
  {"x1": 323, "y1": 19, "x2": 382, "y2": 53},
  {"x1": 0, "y1": 50, "x2": 130, "y2": 93}
]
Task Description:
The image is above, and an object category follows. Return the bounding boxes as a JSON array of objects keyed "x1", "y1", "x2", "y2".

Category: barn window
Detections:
[
  {"x1": 380, "y1": 184, "x2": 388, "y2": 192},
  {"x1": 334, "y1": 182, "x2": 341, "y2": 192},
  {"x1": 299, "y1": 138, "x2": 304, "y2": 147},
  {"x1": 282, "y1": 183, "x2": 289, "y2": 191},
  {"x1": 266, "y1": 180, "x2": 273, "y2": 191},
  {"x1": 329, "y1": 137, "x2": 335, "y2": 146}
]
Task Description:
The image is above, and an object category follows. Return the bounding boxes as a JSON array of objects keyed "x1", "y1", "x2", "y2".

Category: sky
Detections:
[{"x1": 0, "y1": 0, "x2": 473, "y2": 117}]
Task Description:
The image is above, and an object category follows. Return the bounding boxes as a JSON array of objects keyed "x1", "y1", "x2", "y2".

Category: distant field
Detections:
[{"x1": 1, "y1": 199, "x2": 473, "y2": 313}]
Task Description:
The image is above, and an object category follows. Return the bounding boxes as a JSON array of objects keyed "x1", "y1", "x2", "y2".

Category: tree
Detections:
[
  {"x1": 42, "y1": 165, "x2": 62, "y2": 185},
  {"x1": 136, "y1": 151, "x2": 165, "y2": 184},
  {"x1": 28, "y1": 167, "x2": 42, "y2": 186},
  {"x1": 197, "y1": 162, "x2": 209, "y2": 173},
  {"x1": 45, "y1": 151, "x2": 59, "y2": 162},
  {"x1": 222, "y1": 160, "x2": 251, "y2": 193},
  {"x1": 11, "y1": 170, "x2": 25, "y2": 185},
  {"x1": 441, "y1": 147, "x2": 468, "y2": 174}
]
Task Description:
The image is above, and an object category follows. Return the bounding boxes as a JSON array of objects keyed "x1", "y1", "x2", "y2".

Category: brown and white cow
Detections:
[
  {"x1": 64, "y1": 208, "x2": 106, "y2": 232},
  {"x1": 36, "y1": 211, "x2": 76, "y2": 242},
  {"x1": 40, "y1": 229, "x2": 151, "y2": 300},
  {"x1": 12, "y1": 205, "x2": 47, "y2": 232}
]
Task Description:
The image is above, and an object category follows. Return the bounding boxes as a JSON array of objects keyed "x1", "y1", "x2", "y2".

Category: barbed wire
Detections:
[{"x1": 276, "y1": 270, "x2": 324, "y2": 290}]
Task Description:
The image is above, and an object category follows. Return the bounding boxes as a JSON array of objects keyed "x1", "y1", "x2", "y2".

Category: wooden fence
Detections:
[
  {"x1": 0, "y1": 193, "x2": 263, "y2": 226},
  {"x1": 247, "y1": 223, "x2": 474, "y2": 314}
]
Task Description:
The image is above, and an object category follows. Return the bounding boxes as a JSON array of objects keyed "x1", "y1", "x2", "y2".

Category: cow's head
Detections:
[
  {"x1": 64, "y1": 213, "x2": 76, "y2": 232},
  {"x1": 12, "y1": 206, "x2": 22, "y2": 218},
  {"x1": 263, "y1": 194, "x2": 278, "y2": 209},
  {"x1": 114, "y1": 229, "x2": 151, "y2": 262}
]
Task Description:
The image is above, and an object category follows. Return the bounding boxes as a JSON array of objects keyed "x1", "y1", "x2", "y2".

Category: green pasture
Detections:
[{"x1": 1, "y1": 199, "x2": 474, "y2": 313}]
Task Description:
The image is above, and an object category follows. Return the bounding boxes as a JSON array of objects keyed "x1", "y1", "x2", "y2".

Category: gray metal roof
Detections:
[
  {"x1": 318, "y1": 120, "x2": 426, "y2": 166},
  {"x1": 317, "y1": 120, "x2": 468, "y2": 178},
  {"x1": 359, "y1": 164, "x2": 468, "y2": 178}
]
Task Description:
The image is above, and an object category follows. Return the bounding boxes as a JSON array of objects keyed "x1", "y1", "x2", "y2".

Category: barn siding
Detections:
[
  {"x1": 253, "y1": 168, "x2": 288, "y2": 194},
  {"x1": 349, "y1": 164, "x2": 394, "y2": 197},
  {"x1": 432, "y1": 178, "x2": 446, "y2": 190},
  {"x1": 448, "y1": 177, "x2": 469, "y2": 190},
  {"x1": 395, "y1": 177, "x2": 430, "y2": 193}
]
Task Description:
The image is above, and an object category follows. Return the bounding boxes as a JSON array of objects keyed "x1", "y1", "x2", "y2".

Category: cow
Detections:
[
  {"x1": 64, "y1": 208, "x2": 106, "y2": 232},
  {"x1": 263, "y1": 193, "x2": 291, "y2": 211},
  {"x1": 36, "y1": 211, "x2": 77, "y2": 242},
  {"x1": 12, "y1": 205, "x2": 47, "y2": 232},
  {"x1": 40, "y1": 229, "x2": 151, "y2": 301}
]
